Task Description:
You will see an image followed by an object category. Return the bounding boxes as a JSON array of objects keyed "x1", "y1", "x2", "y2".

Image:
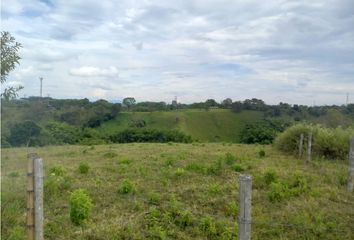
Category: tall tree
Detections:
[
  {"x1": 123, "y1": 97, "x2": 136, "y2": 111},
  {"x1": 1, "y1": 31, "x2": 23, "y2": 100}
]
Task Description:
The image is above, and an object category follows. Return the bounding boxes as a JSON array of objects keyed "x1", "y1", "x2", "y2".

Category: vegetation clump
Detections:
[
  {"x1": 118, "y1": 179, "x2": 135, "y2": 194},
  {"x1": 69, "y1": 189, "x2": 93, "y2": 226},
  {"x1": 79, "y1": 162, "x2": 89, "y2": 174}
]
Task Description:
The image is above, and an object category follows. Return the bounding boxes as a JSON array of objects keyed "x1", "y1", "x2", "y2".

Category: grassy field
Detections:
[
  {"x1": 99, "y1": 109, "x2": 263, "y2": 142},
  {"x1": 1, "y1": 143, "x2": 353, "y2": 239}
]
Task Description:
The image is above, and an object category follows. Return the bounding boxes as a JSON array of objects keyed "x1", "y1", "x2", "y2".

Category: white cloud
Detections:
[{"x1": 2, "y1": 0, "x2": 353, "y2": 105}]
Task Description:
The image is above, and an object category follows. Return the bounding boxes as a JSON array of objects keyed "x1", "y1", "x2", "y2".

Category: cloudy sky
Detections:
[{"x1": 2, "y1": 0, "x2": 354, "y2": 105}]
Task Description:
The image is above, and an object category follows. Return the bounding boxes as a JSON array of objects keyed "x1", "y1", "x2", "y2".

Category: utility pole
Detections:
[
  {"x1": 39, "y1": 77, "x2": 43, "y2": 97},
  {"x1": 346, "y1": 93, "x2": 349, "y2": 106}
]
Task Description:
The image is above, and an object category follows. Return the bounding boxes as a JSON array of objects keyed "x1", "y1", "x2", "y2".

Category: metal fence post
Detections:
[
  {"x1": 34, "y1": 157, "x2": 44, "y2": 240},
  {"x1": 307, "y1": 132, "x2": 312, "y2": 163},
  {"x1": 27, "y1": 153, "x2": 36, "y2": 240},
  {"x1": 299, "y1": 133, "x2": 304, "y2": 158},
  {"x1": 348, "y1": 138, "x2": 354, "y2": 192},
  {"x1": 238, "y1": 175, "x2": 252, "y2": 240}
]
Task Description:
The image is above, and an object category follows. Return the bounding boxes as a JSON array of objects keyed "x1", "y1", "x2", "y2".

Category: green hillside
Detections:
[
  {"x1": 2, "y1": 143, "x2": 353, "y2": 239},
  {"x1": 99, "y1": 109, "x2": 263, "y2": 142}
]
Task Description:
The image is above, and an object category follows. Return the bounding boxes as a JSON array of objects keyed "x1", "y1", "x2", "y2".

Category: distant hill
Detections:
[{"x1": 99, "y1": 109, "x2": 263, "y2": 142}]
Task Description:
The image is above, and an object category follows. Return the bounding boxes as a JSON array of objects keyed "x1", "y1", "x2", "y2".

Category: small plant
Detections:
[
  {"x1": 119, "y1": 159, "x2": 132, "y2": 165},
  {"x1": 258, "y1": 149, "x2": 266, "y2": 158},
  {"x1": 208, "y1": 183, "x2": 221, "y2": 195},
  {"x1": 49, "y1": 165, "x2": 66, "y2": 176},
  {"x1": 264, "y1": 169, "x2": 278, "y2": 185},
  {"x1": 175, "y1": 210, "x2": 194, "y2": 228},
  {"x1": 175, "y1": 168, "x2": 186, "y2": 177},
  {"x1": 225, "y1": 202, "x2": 238, "y2": 218},
  {"x1": 268, "y1": 182, "x2": 290, "y2": 202},
  {"x1": 164, "y1": 158, "x2": 175, "y2": 167},
  {"x1": 69, "y1": 189, "x2": 93, "y2": 226},
  {"x1": 79, "y1": 162, "x2": 89, "y2": 174},
  {"x1": 199, "y1": 217, "x2": 217, "y2": 237},
  {"x1": 232, "y1": 164, "x2": 245, "y2": 172},
  {"x1": 118, "y1": 179, "x2": 135, "y2": 194},
  {"x1": 185, "y1": 162, "x2": 205, "y2": 173},
  {"x1": 224, "y1": 153, "x2": 237, "y2": 165},
  {"x1": 148, "y1": 191, "x2": 161, "y2": 205},
  {"x1": 206, "y1": 159, "x2": 223, "y2": 175}
]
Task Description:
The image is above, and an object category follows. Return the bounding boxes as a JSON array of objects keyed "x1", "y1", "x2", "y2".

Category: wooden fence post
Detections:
[
  {"x1": 307, "y1": 132, "x2": 312, "y2": 163},
  {"x1": 238, "y1": 174, "x2": 252, "y2": 240},
  {"x1": 298, "y1": 133, "x2": 304, "y2": 158},
  {"x1": 34, "y1": 157, "x2": 44, "y2": 240},
  {"x1": 348, "y1": 137, "x2": 354, "y2": 192},
  {"x1": 27, "y1": 153, "x2": 36, "y2": 240}
]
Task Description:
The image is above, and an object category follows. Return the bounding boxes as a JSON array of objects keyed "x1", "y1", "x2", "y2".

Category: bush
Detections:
[
  {"x1": 268, "y1": 182, "x2": 290, "y2": 202},
  {"x1": 175, "y1": 168, "x2": 186, "y2": 177},
  {"x1": 232, "y1": 164, "x2": 245, "y2": 172},
  {"x1": 109, "y1": 129, "x2": 192, "y2": 143},
  {"x1": 79, "y1": 162, "x2": 89, "y2": 174},
  {"x1": 259, "y1": 149, "x2": 266, "y2": 158},
  {"x1": 118, "y1": 179, "x2": 135, "y2": 194},
  {"x1": 240, "y1": 119, "x2": 290, "y2": 144},
  {"x1": 69, "y1": 189, "x2": 93, "y2": 226},
  {"x1": 274, "y1": 124, "x2": 354, "y2": 159}
]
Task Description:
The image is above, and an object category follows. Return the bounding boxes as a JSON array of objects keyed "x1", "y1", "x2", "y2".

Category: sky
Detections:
[{"x1": 1, "y1": 0, "x2": 354, "y2": 105}]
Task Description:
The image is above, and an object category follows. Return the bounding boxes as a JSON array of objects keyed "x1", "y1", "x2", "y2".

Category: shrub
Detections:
[
  {"x1": 259, "y1": 149, "x2": 266, "y2": 158},
  {"x1": 79, "y1": 162, "x2": 89, "y2": 174},
  {"x1": 240, "y1": 119, "x2": 289, "y2": 144},
  {"x1": 208, "y1": 183, "x2": 221, "y2": 195},
  {"x1": 185, "y1": 162, "x2": 205, "y2": 173},
  {"x1": 225, "y1": 202, "x2": 238, "y2": 218},
  {"x1": 118, "y1": 179, "x2": 135, "y2": 194},
  {"x1": 109, "y1": 129, "x2": 192, "y2": 143},
  {"x1": 274, "y1": 123, "x2": 354, "y2": 160},
  {"x1": 69, "y1": 189, "x2": 93, "y2": 226},
  {"x1": 175, "y1": 210, "x2": 193, "y2": 228}
]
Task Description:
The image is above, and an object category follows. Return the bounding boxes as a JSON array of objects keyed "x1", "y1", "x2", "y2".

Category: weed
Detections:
[
  {"x1": 69, "y1": 189, "x2": 93, "y2": 226},
  {"x1": 148, "y1": 191, "x2": 161, "y2": 205},
  {"x1": 206, "y1": 159, "x2": 223, "y2": 175},
  {"x1": 232, "y1": 164, "x2": 245, "y2": 172},
  {"x1": 185, "y1": 162, "x2": 205, "y2": 173},
  {"x1": 175, "y1": 210, "x2": 194, "y2": 228},
  {"x1": 268, "y1": 182, "x2": 290, "y2": 202},
  {"x1": 79, "y1": 162, "x2": 89, "y2": 174},
  {"x1": 175, "y1": 168, "x2": 185, "y2": 177},
  {"x1": 208, "y1": 183, "x2": 221, "y2": 195},
  {"x1": 118, "y1": 179, "x2": 135, "y2": 194},
  {"x1": 264, "y1": 169, "x2": 278, "y2": 185},
  {"x1": 49, "y1": 165, "x2": 66, "y2": 176},
  {"x1": 119, "y1": 158, "x2": 132, "y2": 165},
  {"x1": 224, "y1": 153, "x2": 237, "y2": 165},
  {"x1": 259, "y1": 149, "x2": 266, "y2": 158},
  {"x1": 225, "y1": 202, "x2": 238, "y2": 218},
  {"x1": 164, "y1": 158, "x2": 175, "y2": 167},
  {"x1": 199, "y1": 217, "x2": 217, "y2": 237}
]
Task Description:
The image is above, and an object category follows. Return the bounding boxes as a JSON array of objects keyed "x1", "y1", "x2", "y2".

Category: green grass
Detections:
[
  {"x1": 1, "y1": 143, "x2": 353, "y2": 239},
  {"x1": 99, "y1": 109, "x2": 263, "y2": 142}
]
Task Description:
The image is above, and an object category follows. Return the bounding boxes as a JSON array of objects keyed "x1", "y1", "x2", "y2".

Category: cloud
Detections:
[
  {"x1": 69, "y1": 66, "x2": 119, "y2": 78},
  {"x1": 2, "y1": 0, "x2": 354, "y2": 105}
]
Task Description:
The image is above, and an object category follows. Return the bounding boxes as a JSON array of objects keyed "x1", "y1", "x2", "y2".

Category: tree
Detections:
[
  {"x1": 221, "y1": 98, "x2": 232, "y2": 108},
  {"x1": 205, "y1": 99, "x2": 218, "y2": 107},
  {"x1": 1, "y1": 31, "x2": 23, "y2": 100},
  {"x1": 9, "y1": 121, "x2": 41, "y2": 146},
  {"x1": 123, "y1": 97, "x2": 136, "y2": 110}
]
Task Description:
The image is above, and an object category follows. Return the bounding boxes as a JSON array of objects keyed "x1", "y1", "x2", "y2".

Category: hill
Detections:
[
  {"x1": 99, "y1": 109, "x2": 263, "y2": 142},
  {"x1": 2, "y1": 143, "x2": 353, "y2": 239}
]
